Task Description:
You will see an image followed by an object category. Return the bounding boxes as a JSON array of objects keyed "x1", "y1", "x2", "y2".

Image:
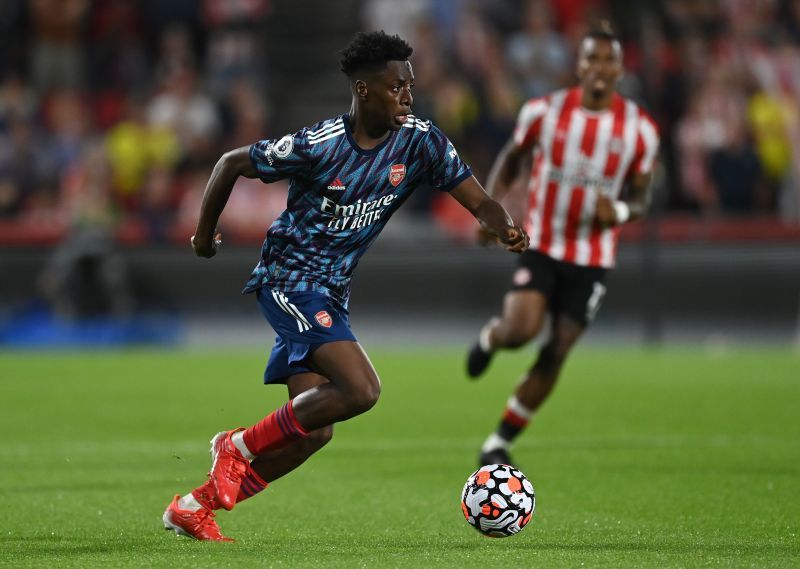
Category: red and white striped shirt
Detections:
[{"x1": 513, "y1": 87, "x2": 659, "y2": 268}]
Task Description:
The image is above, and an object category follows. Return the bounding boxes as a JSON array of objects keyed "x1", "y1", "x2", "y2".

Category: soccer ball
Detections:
[{"x1": 460, "y1": 463, "x2": 535, "y2": 538}]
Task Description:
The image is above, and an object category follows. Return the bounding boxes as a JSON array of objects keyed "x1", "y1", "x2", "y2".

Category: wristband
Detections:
[{"x1": 613, "y1": 201, "x2": 630, "y2": 224}]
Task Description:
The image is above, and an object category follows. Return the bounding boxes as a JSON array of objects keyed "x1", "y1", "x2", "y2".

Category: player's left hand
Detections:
[
  {"x1": 498, "y1": 225, "x2": 529, "y2": 253},
  {"x1": 595, "y1": 194, "x2": 618, "y2": 226}
]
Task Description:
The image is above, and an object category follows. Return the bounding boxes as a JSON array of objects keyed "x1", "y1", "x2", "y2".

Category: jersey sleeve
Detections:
[
  {"x1": 249, "y1": 129, "x2": 312, "y2": 183},
  {"x1": 422, "y1": 123, "x2": 472, "y2": 192},
  {"x1": 629, "y1": 114, "x2": 660, "y2": 176},
  {"x1": 512, "y1": 97, "x2": 549, "y2": 149}
]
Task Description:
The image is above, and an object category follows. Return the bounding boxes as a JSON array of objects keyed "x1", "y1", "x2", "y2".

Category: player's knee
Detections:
[
  {"x1": 504, "y1": 323, "x2": 539, "y2": 349},
  {"x1": 348, "y1": 380, "x2": 381, "y2": 415},
  {"x1": 505, "y1": 332, "x2": 531, "y2": 349},
  {"x1": 537, "y1": 343, "x2": 569, "y2": 374},
  {"x1": 552, "y1": 333, "x2": 580, "y2": 360}
]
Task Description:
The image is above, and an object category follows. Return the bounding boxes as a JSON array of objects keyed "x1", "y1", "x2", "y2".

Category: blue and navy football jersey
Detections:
[{"x1": 243, "y1": 114, "x2": 472, "y2": 305}]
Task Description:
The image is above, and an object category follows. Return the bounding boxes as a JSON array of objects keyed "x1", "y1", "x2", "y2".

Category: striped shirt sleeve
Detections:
[
  {"x1": 630, "y1": 114, "x2": 660, "y2": 176},
  {"x1": 512, "y1": 97, "x2": 549, "y2": 149},
  {"x1": 249, "y1": 129, "x2": 312, "y2": 183},
  {"x1": 423, "y1": 124, "x2": 472, "y2": 192}
]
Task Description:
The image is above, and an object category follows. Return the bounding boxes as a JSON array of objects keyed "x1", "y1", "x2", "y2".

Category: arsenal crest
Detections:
[
  {"x1": 389, "y1": 164, "x2": 406, "y2": 187},
  {"x1": 315, "y1": 310, "x2": 332, "y2": 328}
]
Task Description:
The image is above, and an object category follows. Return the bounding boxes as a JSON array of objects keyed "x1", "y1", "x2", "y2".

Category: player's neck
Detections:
[
  {"x1": 580, "y1": 90, "x2": 614, "y2": 112},
  {"x1": 347, "y1": 109, "x2": 391, "y2": 150}
]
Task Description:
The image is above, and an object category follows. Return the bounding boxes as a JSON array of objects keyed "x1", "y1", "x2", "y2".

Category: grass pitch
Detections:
[{"x1": 0, "y1": 346, "x2": 798, "y2": 568}]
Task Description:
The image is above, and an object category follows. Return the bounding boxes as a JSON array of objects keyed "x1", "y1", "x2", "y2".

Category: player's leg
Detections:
[
  {"x1": 186, "y1": 371, "x2": 334, "y2": 512},
  {"x1": 479, "y1": 314, "x2": 586, "y2": 466},
  {"x1": 231, "y1": 340, "x2": 379, "y2": 447},
  {"x1": 208, "y1": 340, "x2": 378, "y2": 509},
  {"x1": 467, "y1": 251, "x2": 555, "y2": 378},
  {"x1": 247, "y1": 371, "x2": 334, "y2": 483},
  {"x1": 478, "y1": 262, "x2": 607, "y2": 466},
  {"x1": 209, "y1": 290, "x2": 380, "y2": 510},
  {"x1": 291, "y1": 340, "x2": 381, "y2": 427}
]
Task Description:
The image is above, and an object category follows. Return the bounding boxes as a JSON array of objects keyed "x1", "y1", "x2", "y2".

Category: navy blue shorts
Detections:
[{"x1": 256, "y1": 288, "x2": 357, "y2": 384}]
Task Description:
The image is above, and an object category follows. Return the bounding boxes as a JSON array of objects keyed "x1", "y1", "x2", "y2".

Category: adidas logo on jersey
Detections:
[{"x1": 327, "y1": 178, "x2": 346, "y2": 191}]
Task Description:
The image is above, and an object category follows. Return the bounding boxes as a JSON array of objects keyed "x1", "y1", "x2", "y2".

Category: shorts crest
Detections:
[{"x1": 315, "y1": 310, "x2": 333, "y2": 328}]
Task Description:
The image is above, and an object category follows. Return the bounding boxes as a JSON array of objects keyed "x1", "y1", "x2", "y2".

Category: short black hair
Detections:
[
  {"x1": 584, "y1": 20, "x2": 620, "y2": 43},
  {"x1": 340, "y1": 31, "x2": 413, "y2": 78}
]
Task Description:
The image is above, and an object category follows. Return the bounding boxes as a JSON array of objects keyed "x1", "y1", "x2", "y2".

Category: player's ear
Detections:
[{"x1": 355, "y1": 79, "x2": 368, "y2": 100}]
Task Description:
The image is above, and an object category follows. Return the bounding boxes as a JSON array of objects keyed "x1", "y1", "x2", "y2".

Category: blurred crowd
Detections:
[
  {"x1": 1, "y1": 0, "x2": 800, "y2": 248},
  {"x1": 0, "y1": 0, "x2": 276, "y2": 243},
  {"x1": 370, "y1": 0, "x2": 800, "y2": 222}
]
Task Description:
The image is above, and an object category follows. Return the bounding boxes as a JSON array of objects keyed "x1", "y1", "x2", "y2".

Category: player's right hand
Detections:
[
  {"x1": 594, "y1": 194, "x2": 617, "y2": 226},
  {"x1": 191, "y1": 232, "x2": 222, "y2": 258},
  {"x1": 500, "y1": 225, "x2": 529, "y2": 253}
]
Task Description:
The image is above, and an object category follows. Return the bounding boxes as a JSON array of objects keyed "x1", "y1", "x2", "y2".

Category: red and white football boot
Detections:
[{"x1": 162, "y1": 495, "x2": 233, "y2": 542}]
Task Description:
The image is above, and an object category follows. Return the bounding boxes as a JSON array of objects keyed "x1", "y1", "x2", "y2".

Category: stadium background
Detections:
[
  {"x1": 1, "y1": 2, "x2": 798, "y2": 567},
  {"x1": 1, "y1": 0, "x2": 799, "y2": 348}
]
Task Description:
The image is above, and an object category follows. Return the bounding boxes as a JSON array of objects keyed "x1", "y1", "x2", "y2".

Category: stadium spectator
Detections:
[
  {"x1": 0, "y1": 73, "x2": 39, "y2": 128},
  {"x1": 146, "y1": 63, "x2": 222, "y2": 167},
  {"x1": 28, "y1": 0, "x2": 90, "y2": 91},
  {"x1": 0, "y1": 118, "x2": 56, "y2": 217},
  {"x1": 104, "y1": 96, "x2": 181, "y2": 211},
  {"x1": 38, "y1": 142, "x2": 133, "y2": 319},
  {"x1": 506, "y1": 0, "x2": 572, "y2": 99},
  {"x1": 707, "y1": 125, "x2": 766, "y2": 213}
]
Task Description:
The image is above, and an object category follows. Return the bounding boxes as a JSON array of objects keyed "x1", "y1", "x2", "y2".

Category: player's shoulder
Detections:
[
  {"x1": 518, "y1": 87, "x2": 572, "y2": 119},
  {"x1": 635, "y1": 107, "x2": 659, "y2": 145},
  {"x1": 400, "y1": 114, "x2": 434, "y2": 136},
  {"x1": 619, "y1": 95, "x2": 659, "y2": 134},
  {"x1": 399, "y1": 114, "x2": 450, "y2": 147},
  {"x1": 300, "y1": 114, "x2": 347, "y2": 147}
]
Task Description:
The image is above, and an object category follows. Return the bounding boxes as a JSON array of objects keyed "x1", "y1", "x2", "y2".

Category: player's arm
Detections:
[
  {"x1": 596, "y1": 116, "x2": 659, "y2": 226},
  {"x1": 595, "y1": 170, "x2": 654, "y2": 226},
  {"x1": 192, "y1": 146, "x2": 258, "y2": 258},
  {"x1": 450, "y1": 176, "x2": 529, "y2": 253},
  {"x1": 484, "y1": 138, "x2": 529, "y2": 202}
]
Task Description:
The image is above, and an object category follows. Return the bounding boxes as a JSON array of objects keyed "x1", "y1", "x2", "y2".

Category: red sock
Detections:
[
  {"x1": 236, "y1": 466, "x2": 269, "y2": 503},
  {"x1": 242, "y1": 400, "x2": 309, "y2": 456}
]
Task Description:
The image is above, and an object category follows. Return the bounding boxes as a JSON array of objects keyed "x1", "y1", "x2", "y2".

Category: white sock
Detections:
[
  {"x1": 231, "y1": 430, "x2": 256, "y2": 460},
  {"x1": 177, "y1": 493, "x2": 203, "y2": 512},
  {"x1": 479, "y1": 323, "x2": 494, "y2": 353},
  {"x1": 507, "y1": 395, "x2": 534, "y2": 421},
  {"x1": 481, "y1": 433, "x2": 510, "y2": 453}
]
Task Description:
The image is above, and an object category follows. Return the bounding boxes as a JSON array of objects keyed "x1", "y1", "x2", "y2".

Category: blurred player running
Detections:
[
  {"x1": 162, "y1": 31, "x2": 528, "y2": 541},
  {"x1": 466, "y1": 22, "x2": 659, "y2": 467}
]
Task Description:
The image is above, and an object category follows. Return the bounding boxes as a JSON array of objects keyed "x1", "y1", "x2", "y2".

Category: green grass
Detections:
[{"x1": 0, "y1": 347, "x2": 798, "y2": 568}]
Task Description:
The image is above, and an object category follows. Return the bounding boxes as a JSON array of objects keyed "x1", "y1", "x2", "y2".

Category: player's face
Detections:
[
  {"x1": 366, "y1": 60, "x2": 414, "y2": 131},
  {"x1": 577, "y1": 37, "x2": 623, "y2": 102}
]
